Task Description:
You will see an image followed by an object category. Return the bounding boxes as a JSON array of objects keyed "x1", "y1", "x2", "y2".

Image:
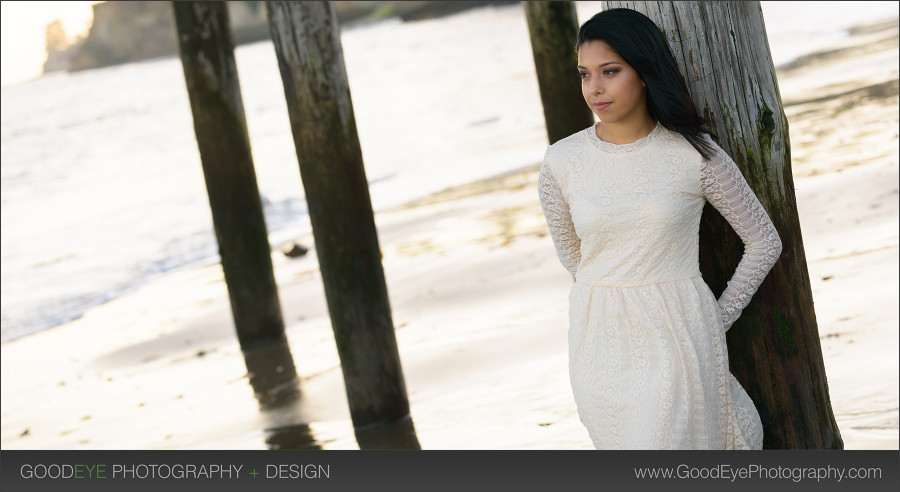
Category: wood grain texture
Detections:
[
  {"x1": 266, "y1": 1, "x2": 414, "y2": 435},
  {"x1": 173, "y1": 1, "x2": 286, "y2": 348},
  {"x1": 602, "y1": 1, "x2": 840, "y2": 449}
]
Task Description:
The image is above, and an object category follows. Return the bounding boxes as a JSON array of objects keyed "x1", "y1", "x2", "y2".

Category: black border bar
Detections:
[{"x1": 1, "y1": 450, "x2": 898, "y2": 492}]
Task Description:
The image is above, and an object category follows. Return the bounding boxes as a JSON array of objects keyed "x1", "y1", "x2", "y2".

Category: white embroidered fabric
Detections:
[{"x1": 537, "y1": 122, "x2": 781, "y2": 449}]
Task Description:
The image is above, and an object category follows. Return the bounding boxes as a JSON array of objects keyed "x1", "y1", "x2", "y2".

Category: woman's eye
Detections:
[
  {"x1": 603, "y1": 69, "x2": 619, "y2": 76},
  {"x1": 578, "y1": 72, "x2": 589, "y2": 79}
]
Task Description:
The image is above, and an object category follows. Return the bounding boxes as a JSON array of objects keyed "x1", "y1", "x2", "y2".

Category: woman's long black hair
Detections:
[{"x1": 576, "y1": 8, "x2": 718, "y2": 160}]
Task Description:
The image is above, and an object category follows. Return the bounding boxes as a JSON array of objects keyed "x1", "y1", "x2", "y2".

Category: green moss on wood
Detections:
[
  {"x1": 775, "y1": 307, "x2": 794, "y2": 350},
  {"x1": 745, "y1": 144, "x2": 757, "y2": 171},
  {"x1": 688, "y1": 49, "x2": 699, "y2": 80},
  {"x1": 757, "y1": 101, "x2": 776, "y2": 150}
]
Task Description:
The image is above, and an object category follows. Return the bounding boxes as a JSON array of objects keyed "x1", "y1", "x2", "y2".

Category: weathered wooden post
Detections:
[
  {"x1": 265, "y1": 1, "x2": 416, "y2": 446},
  {"x1": 172, "y1": 2, "x2": 287, "y2": 349},
  {"x1": 525, "y1": 1, "x2": 595, "y2": 144},
  {"x1": 602, "y1": 1, "x2": 840, "y2": 448}
]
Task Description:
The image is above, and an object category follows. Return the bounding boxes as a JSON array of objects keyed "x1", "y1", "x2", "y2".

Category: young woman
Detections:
[{"x1": 537, "y1": 8, "x2": 782, "y2": 449}]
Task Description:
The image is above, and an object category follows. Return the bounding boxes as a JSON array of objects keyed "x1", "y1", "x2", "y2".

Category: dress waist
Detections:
[{"x1": 574, "y1": 274, "x2": 703, "y2": 289}]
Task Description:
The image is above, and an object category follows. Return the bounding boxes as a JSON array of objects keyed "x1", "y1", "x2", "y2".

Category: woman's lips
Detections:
[{"x1": 593, "y1": 102, "x2": 612, "y2": 111}]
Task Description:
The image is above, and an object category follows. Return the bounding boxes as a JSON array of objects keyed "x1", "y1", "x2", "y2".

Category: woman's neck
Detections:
[{"x1": 595, "y1": 117, "x2": 658, "y2": 145}]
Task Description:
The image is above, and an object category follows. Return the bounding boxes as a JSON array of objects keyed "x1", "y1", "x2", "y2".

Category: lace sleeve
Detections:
[
  {"x1": 701, "y1": 142, "x2": 782, "y2": 331},
  {"x1": 538, "y1": 160, "x2": 581, "y2": 277}
]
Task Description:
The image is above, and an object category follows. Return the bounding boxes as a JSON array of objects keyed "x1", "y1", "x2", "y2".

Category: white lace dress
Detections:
[{"x1": 538, "y1": 122, "x2": 782, "y2": 449}]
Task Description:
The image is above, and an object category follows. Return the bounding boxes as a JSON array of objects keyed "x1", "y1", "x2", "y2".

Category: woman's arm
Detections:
[
  {"x1": 700, "y1": 140, "x2": 783, "y2": 331},
  {"x1": 538, "y1": 158, "x2": 581, "y2": 277}
]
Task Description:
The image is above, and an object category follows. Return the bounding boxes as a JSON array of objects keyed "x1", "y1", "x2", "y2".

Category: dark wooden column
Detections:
[
  {"x1": 265, "y1": 1, "x2": 414, "y2": 437},
  {"x1": 525, "y1": 1, "x2": 595, "y2": 144},
  {"x1": 173, "y1": 1, "x2": 286, "y2": 349}
]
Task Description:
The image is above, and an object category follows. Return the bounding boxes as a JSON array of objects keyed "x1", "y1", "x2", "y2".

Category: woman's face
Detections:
[{"x1": 577, "y1": 40, "x2": 649, "y2": 127}]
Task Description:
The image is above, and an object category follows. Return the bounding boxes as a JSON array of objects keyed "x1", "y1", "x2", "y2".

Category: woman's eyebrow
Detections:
[{"x1": 576, "y1": 61, "x2": 621, "y2": 69}]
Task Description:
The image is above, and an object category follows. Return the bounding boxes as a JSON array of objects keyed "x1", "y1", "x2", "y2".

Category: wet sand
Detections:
[{"x1": 1, "y1": 17, "x2": 897, "y2": 450}]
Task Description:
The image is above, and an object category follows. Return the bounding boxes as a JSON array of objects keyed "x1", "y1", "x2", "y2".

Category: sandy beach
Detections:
[{"x1": 1, "y1": 14, "x2": 897, "y2": 451}]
